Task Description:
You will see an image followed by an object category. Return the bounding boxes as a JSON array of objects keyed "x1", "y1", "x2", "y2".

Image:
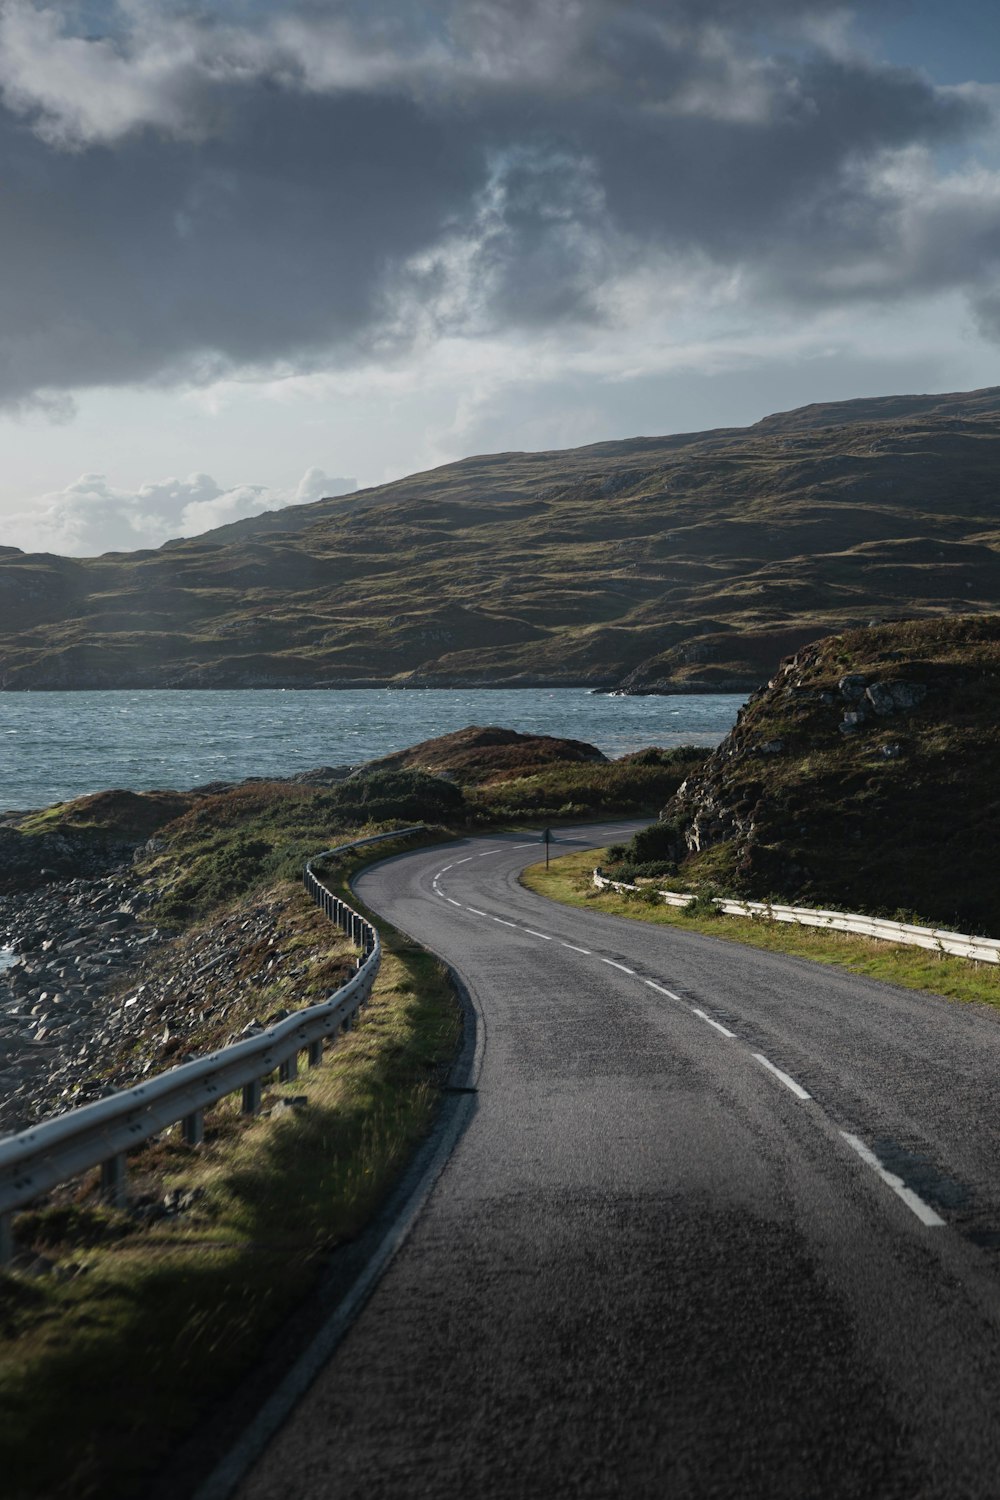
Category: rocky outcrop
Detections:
[
  {"x1": 650, "y1": 609, "x2": 1000, "y2": 924},
  {"x1": 651, "y1": 614, "x2": 1000, "y2": 930},
  {"x1": 670, "y1": 642, "x2": 936, "y2": 857},
  {"x1": 0, "y1": 826, "x2": 138, "y2": 893}
]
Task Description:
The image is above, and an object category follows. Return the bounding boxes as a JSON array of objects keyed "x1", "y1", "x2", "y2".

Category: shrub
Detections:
[
  {"x1": 334, "y1": 770, "x2": 467, "y2": 824},
  {"x1": 627, "y1": 819, "x2": 684, "y2": 865}
]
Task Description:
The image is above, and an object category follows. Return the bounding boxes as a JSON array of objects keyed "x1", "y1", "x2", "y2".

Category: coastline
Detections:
[{"x1": 0, "y1": 677, "x2": 760, "y2": 694}]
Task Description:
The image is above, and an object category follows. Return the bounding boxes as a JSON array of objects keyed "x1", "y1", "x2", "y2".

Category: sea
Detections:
[{"x1": 0, "y1": 688, "x2": 745, "y2": 813}]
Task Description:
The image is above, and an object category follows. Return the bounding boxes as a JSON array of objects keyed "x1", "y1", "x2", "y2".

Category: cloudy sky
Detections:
[{"x1": 0, "y1": 0, "x2": 998, "y2": 554}]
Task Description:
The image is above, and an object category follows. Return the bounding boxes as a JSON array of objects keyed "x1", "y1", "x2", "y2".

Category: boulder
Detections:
[{"x1": 865, "y1": 680, "x2": 927, "y2": 716}]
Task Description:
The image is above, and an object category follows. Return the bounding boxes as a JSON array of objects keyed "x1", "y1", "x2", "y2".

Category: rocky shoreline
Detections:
[
  {"x1": 0, "y1": 864, "x2": 167, "y2": 1134},
  {"x1": 0, "y1": 856, "x2": 330, "y2": 1139}
]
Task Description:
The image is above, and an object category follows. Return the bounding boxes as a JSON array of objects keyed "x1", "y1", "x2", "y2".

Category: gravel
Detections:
[{"x1": 0, "y1": 864, "x2": 321, "y2": 1136}]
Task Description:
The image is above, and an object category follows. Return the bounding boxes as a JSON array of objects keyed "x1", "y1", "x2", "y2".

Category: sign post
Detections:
[{"x1": 543, "y1": 827, "x2": 552, "y2": 870}]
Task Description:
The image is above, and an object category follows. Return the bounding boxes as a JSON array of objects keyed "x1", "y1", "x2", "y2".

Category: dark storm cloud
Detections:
[{"x1": 0, "y1": 0, "x2": 994, "y2": 407}]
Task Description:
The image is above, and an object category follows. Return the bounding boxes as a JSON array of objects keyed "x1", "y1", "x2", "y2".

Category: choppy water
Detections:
[{"x1": 0, "y1": 688, "x2": 743, "y2": 812}]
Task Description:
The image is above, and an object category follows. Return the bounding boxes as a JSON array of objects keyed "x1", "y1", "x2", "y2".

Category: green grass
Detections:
[
  {"x1": 523, "y1": 848, "x2": 1000, "y2": 1011},
  {"x1": 466, "y1": 748, "x2": 705, "y2": 823},
  {"x1": 144, "y1": 782, "x2": 460, "y2": 924},
  {"x1": 0, "y1": 865, "x2": 460, "y2": 1500}
]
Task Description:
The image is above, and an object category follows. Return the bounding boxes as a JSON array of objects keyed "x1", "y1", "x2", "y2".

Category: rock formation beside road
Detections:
[{"x1": 636, "y1": 615, "x2": 1000, "y2": 934}]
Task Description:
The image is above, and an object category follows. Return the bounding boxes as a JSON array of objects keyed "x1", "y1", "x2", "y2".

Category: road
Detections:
[{"x1": 236, "y1": 821, "x2": 1000, "y2": 1499}]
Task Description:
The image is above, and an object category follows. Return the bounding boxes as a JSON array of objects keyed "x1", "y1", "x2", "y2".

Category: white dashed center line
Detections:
[
  {"x1": 429, "y1": 840, "x2": 951, "y2": 1238},
  {"x1": 840, "y1": 1133, "x2": 945, "y2": 1228},
  {"x1": 692, "y1": 1007, "x2": 736, "y2": 1039},
  {"x1": 753, "y1": 1054, "x2": 811, "y2": 1100},
  {"x1": 644, "y1": 979, "x2": 682, "y2": 1002}
]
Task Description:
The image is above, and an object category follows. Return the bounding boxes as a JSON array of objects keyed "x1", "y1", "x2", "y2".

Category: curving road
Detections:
[{"x1": 236, "y1": 821, "x2": 1000, "y2": 1499}]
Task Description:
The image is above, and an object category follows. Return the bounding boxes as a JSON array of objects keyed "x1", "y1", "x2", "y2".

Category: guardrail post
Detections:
[
  {"x1": 100, "y1": 1153, "x2": 127, "y2": 1208},
  {"x1": 182, "y1": 1109, "x2": 204, "y2": 1147},
  {"x1": 242, "y1": 1079, "x2": 262, "y2": 1115},
  {"x1": 279, "y1": 1053, "x2": 298, "y2": 1083},
  {"x1": 307, "y1": 1039, "x2": 324, "y2": 1068},
  {"x1": 0, "y1": 1212, "x2": 12, "y2": 1266}
]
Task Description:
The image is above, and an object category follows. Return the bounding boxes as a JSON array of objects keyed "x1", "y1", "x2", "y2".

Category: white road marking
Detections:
[
  {"x1": 840, "y1": 1133, "x2": 946, "y2": 1228},
  {"x1": 644, "y1": 980, "x2": 682, "y2": 1002},
  {"x1": 456, "y1": 857, "x2": 474, "y2": 864},
  {"x1": 479, "y1": 851, "x2": 497, "y2": 857},
  {"x1": 440, "y1": 864, "x2": 453, "y2": 873},
  {"x1": 513, "y1": 842, "x2": 535, "y2": 848},
  {"x1": 692, "y1": 1007, "x2": 736, "y2": 1038},
  {"x1": 430, "y1": 866, "x2": 950, "y2": 1238},
  {"x1": 753, "y1": 1053, "x2": 811, "y2": 1100}
]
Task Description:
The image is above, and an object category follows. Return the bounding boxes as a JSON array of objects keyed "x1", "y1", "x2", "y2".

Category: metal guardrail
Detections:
[
  {"x1": 0, "y1": 825, "x2": 426, "y2": 1264},
  {"x1": 593, "y1": 869, "x2": 1000, "y2": 963}
]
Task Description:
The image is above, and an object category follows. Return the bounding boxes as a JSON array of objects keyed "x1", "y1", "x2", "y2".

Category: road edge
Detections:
[{"x1": 190, "y1": 878, "x2": 483, "y2": 1500}]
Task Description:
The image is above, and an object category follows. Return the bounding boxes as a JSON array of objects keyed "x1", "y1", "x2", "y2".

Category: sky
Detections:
[{"x1": 0, "y1": 0, "x2": 999, "y2": 555}]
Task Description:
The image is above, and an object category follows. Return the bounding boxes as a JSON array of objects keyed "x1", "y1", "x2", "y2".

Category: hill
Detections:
[
  {"x1": 611, "y1": 615, "x2": 1000, "y2": 933},
  {"x1": 4, "y1": 386, "x2": 1000, "y2": 691}
]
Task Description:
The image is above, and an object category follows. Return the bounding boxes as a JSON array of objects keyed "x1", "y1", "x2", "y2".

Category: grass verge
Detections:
[
  {"x1": 523, "y1": 848, "x2": 1000, "y2": 1012},
  {"x1": 0, "y1": 857, "x2": 461, "y2": 1500}
]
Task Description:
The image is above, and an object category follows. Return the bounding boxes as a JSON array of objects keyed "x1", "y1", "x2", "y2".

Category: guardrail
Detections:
[
  {"x1": 0, "y1": 825, "x2": 425, "y2": 1265},
  {"x1": 593, "y1": 869, "x2": 1000, "y2": 964}
]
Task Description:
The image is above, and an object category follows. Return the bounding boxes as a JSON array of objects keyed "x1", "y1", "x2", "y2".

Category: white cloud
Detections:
[{"x1": 3, "y1": 466, "x2": 356, "y2": 555}]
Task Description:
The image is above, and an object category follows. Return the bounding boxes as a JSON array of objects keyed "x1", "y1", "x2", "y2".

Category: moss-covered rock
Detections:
[{"x1": 649, "y1": 615, "x2": 1000, "y2": 932}]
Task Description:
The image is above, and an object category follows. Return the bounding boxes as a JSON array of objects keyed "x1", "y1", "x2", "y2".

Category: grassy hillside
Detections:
[
  {"x1": 4, "y1": 386, "x2": 1000, "y2": 690},
  {"x1": 606, "y1": 615, "x2": 1000, "y2": 934}
]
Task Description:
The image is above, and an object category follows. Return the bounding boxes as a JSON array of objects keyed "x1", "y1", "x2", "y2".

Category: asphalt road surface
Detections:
[{"x1": 236, "y1": 821, "x2": 1000, "y2": 1499}]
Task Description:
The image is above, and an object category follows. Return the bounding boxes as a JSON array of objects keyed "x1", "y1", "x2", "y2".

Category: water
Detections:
[{"x1": 0, "y1": 688, "x2": 743, "y2": 812}]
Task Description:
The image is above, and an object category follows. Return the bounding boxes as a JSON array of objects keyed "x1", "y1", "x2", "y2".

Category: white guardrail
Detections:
[
  {"x1": 593, "y1": 870, "x2": 1000, "y2": 965},
  {"x1": 0, "y1": 826, "x2": 426, "y2": 1265}
]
